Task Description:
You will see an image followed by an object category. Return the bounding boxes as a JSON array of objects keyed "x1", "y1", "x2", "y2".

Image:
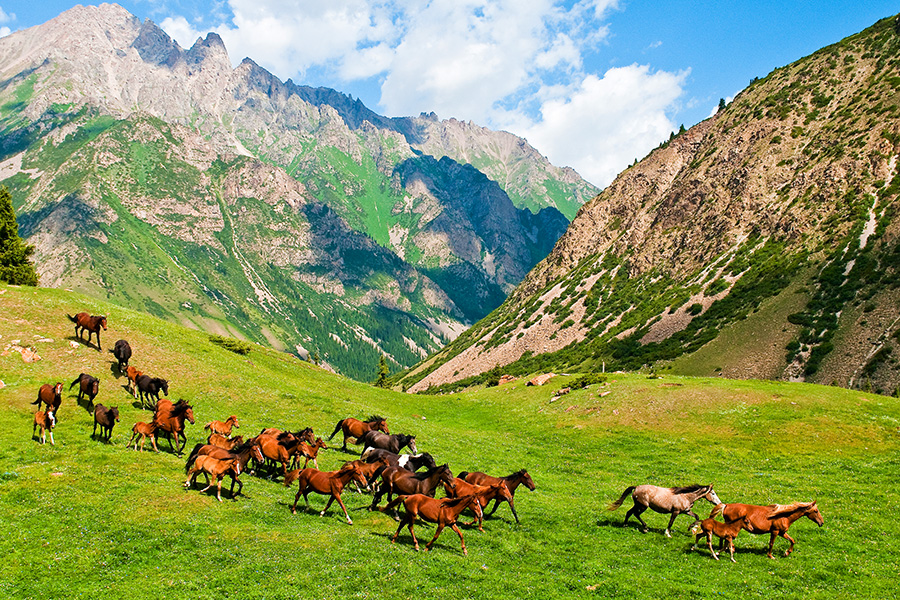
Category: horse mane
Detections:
[
  {"x1": 768, "y1": 501, "x2": 813, "y2": 519},
  {"x1": 441, "y1": 495, "x2": 474, "y2": 508},
  {"x1": 366, "y1": 415, "x2": 385, "y2": 423},
  {"x1": 670, "y1": 483, "x2": 707, "y2": 495},
  {"x1": 170, "y1": 400, "x2": 193, "y2": 416}
]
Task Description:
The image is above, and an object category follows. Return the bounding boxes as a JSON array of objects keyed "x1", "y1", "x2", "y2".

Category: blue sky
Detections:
[{"x1": 1, "y1": 1, "x2": 898, "y2": 187}]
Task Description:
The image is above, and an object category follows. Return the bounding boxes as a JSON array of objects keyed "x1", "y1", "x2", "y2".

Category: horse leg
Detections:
[
  {"x1": 392, "y1": 516, "x2": 408, "y2": 544},
  {"x1": 485, "y1": 498, "x2": 501, "y2": 517},
  {"x1": 332, "y1": 492, "x2": 353, "y2": 525},
  {"x1": 782, "y1": 532, "x2": 797, "y2": 557},
  {"x1": 291, "y1": 489, "x2": 302, "y2": 514},
  {"x1": 625, "y1": 503, "x2": 649, "y2": 532},
  {"x1": 706, "y1": 533, "x2": 719, "y2": 560},
  {"x1": 215, "y1": 477, "x2": 224, "y2": 502},
  {"x1": 49, "y1": 430, "x2": 54, "y2": 445},
  {"x1": 728, "y1": 537, "x2": 737, "y2": 562},
  {"x1": 409, "y1": 521, "x2": 420, "y2": 552},
  {"x1": 451, "y1": 523, "x2": 468, "y2": 555},
  {"x1": 92, "y1": 420, "x2": 98, "y2": 439},
  {"x1": 508, "y1": 498, "x2": 520, "y2": 524},
  {"x1": 767, "y1": 532, "x2": 778, "y2": 559},
  {"x1": 425, "y1": 523, "x2": 446, "y2": 553},
  {"x1": 664, "y1": 512, "x2": 680, "y2": 538}
]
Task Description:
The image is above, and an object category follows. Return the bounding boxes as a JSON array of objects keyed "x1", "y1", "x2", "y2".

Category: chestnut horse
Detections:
[
  {"x1": 457, "y1": 469, "x2": 536, "y2": 524},
  {"x1": 32, "y1": 383, "x2": 63, "y2": 419},
  {"x1": 205, "y1": 415, "x2": 239, "y2": 437},
  {"x1": 184, "y1": 439, "x2": 264, "y2": 497},
  {"x1": 92, "y1": 404, "x2": 120, "y2": 441},
  {"x1": 125, "y1": 367, "x2": 143, "y2": 398},
  {"x1": 33, "y1": 408, "x2": 56, "y2": 445},
  {"x1": 387, "y1": 494, "x2": 482, "y2": 555},
  {"x1": 184, "y1": 456, "x2": 241, "y2": 502},
  {"x1": 67, "y1": 312, "x2": 107, "y2": 351},
  {"x1": 70, "y1": 373, "x2": 100, "y2": 407},
  {"x1": 207, "y1": 433, "x2": 244, "y2": 451},
  {"x1": 287, "y1": 463, "x2": 368, "y2": 524},
  {"x1": 153, "y1": 399, "x2": 194, "y2": 454},
  {"x1": 370, "y1": 464, "x2": 455, "y2": 511},
  {"x1": 609, "y1": 483, "x2": 721, "y2": 537},
  {"x1": 328, "y1": 415, "x2": 389, "y2": 451},
  {"x1": 127, "y1": 421, "x2": 158, "y2": 452},
  {"x1": 711, "y1": 501, "x2": 824, "y2": 558},
  {"x1": 445, "y1": 479, "x2": 513, "y2": 531},
  {"x1": 691, "y1": 515, "x2": 751, "y2": 562},
  {"x1": 293, "y1": 437, "x2": 328, "y2": 470}
]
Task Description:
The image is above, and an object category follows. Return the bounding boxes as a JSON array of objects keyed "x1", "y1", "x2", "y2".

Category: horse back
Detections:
[{"x1": 721, "y1": 503, "x2": 776, "y2": 533}]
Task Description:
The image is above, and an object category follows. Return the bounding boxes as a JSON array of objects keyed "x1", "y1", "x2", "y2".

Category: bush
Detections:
[
  {"x1": 209, "y1": 334, "x2": 252, "y2": 355},
  {"x1": 570, "y1": 374, "x2": 608, "y2": 389}
]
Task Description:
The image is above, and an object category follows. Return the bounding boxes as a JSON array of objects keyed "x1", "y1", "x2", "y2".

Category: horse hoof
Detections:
[
  {"x1": 346, "y1": 519, "x2": 353, "y2": 525},
  {"x1": 665, "y1": 531, "x2": 672, "y2": 538}
]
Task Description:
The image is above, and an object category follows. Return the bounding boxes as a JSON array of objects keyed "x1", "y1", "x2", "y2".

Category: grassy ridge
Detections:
[{"x1": 1, "y1": 283, "x2": 899, "y2": 599}]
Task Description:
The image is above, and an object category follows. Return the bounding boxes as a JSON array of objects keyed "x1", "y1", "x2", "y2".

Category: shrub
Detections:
[{"x1": 209, "y1": 334, "x2": 252, "y2": 355}]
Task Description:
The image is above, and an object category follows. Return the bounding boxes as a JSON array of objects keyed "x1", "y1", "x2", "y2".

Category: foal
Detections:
[
  {"x1": 128, "y1": 421, "x2": 159, "y2": 452},
  {"x1": 184, "y1": 456, "x2": 242, "y2": 502},
  {"x1": 691, "y1": 515, "x2": 750, "y2": 562},
  {"x1": 33, "y1": 408, "x2": 56, "y2": 445}
]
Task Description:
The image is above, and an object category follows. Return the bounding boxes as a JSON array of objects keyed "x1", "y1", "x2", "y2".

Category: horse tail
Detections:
[
  {"x1": 184, "y1": 443, "x2": 204, "y2": 474},
  {"x1": 608, "y1": 485, "x2": 637, "y2": 511},
  {"x1": 204, "y1": 422, "x2": 212, "y2": 431},
  {"x1": 283, "y1": 469, "x2": 302, "y2": 488},
  {"x1": 383, "y1": 496, "x2": 405, "y2": 514},
  {"x1": 328, "y1": 419, "x2": 344, "y2": 441},
  {"x1": 709, "y1": 503, "x2": 726, "y2": 519},
  {"x1": 69, "y1": 375, "x2": 82, "y2": 390},
  {"x1": 457, "y1": 471, "x2": 470, "y2": 480},
  {"x1": 67, "y1": 314, "x2": 77, "y2": 324}
]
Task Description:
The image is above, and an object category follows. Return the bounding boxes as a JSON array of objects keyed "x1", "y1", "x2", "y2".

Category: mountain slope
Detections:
[
  {"x1": 401, "y1": 13, "x2": 900, "y2": 394},
  {"x1": 0, "y1": 3, "x2": 589, "y2": 379}
]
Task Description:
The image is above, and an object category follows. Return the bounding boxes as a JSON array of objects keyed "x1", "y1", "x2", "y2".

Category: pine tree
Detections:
[
  {"x1": 0, "y1": 186, "x2": 38, "y2": 286},
  {"x1": 718, "y1": 98, "x2": 727, "y2": 112},
  {"x1": 374, "y1": 354, "x2": 389, "y2": 388}
]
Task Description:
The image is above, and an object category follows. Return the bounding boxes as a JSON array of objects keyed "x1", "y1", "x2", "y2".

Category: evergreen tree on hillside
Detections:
[
  {"x1": 374, "y1": 354, "x2": 389, "y2": 388},
  {"x1": 0, "y1": 186, "x2": 38, "y2": 286}
]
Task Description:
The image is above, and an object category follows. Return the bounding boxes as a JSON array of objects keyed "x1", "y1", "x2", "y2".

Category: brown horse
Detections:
[
  {"x1": 67, "y1": 312, "x2": 107, "y2": 351},
  {"x1": 253, "y1": 432, "x2": 299, "y2": 480},
  {"x1": 342, "y1": 457, "x2": 390, "y2": 493},
  {"x1": 125, "y1": 366, "x2": 143, "y2": 398},
  {"x1": 127, "y1": 421, "x2": 158, "y2": 452},
  {"x1": 153, "y1": 399, "x2": 194, "y2": 454},
  {"x1": 184, "y1": 439, "x2": 264, "y2": 497},
  {"x1": 92, "y1": 404, "x2": 120, "y2": 441},
  {"x1": 207, "y1": 433, "x2": 244, "y2": 451},
  {"x1": 70, "y1": 373, "x2": 100, "y2": 407},
  {"x1": 287, "y1": 463, "x2": 368, "y2": 524},
  {"x1": 205, "y1": 415, "x2": 239, "y2": 437},
  {"x1": 184, "y1": 456, "x2": 241, "y2": 502},
  {"x1": 32, "y1": 383, "x2": 63, "y2": 419},
  {"x1": 710, "y1": 501, "x2": 824, "y2": 558},
  {"x1": 370, "y1": 464, "x2": 455, "y2": 511},
  {"x1": 691, "y1": 515, "x2": 751, "y2": 562},
  {"x1": 293, "y1": 437, "x2": 328, "y2": 470},
  {"x1": 328, "y1": 415, "x2": 389, "y2": 451},
  {"x1": 457, "y1": 469, "x2": 536, "y2": 524},
  {"x1": 33, "y1": 408, "x2": 56, "y2": 445},
  {"x1": 609, "y1": 484, "x2": 721, "y2": 537},
  {"x1": 387, "y1": 494, "x2": 482, "y2": 555},
  {"x1": 445, "y1": 479, "x2": 513, "y2": 531}
]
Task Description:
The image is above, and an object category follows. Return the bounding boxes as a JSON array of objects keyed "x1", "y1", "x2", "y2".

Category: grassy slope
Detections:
[{"x1": 1, "y1": 283, "x2": 899, "y2": 599}]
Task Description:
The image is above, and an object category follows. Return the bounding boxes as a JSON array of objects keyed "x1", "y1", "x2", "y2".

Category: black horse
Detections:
[
  {"x1": 92, "y1": 404, "x2": 120, "y2": 442},
  {"x1": 136, "y1": 375, "x2": 169, "y2": 410},
  {"x1": 362, "y1": 448, "x2": 436, "y2": 471},
  {"x1": 109, "y1": 339, "x2": 132, "y2": 373},
  {"x1": 359, "y1": 431, "x2": 417, "y2": 454},
  {"x1": 70, "y1": 373, "x2": 100, "y2": 408}
]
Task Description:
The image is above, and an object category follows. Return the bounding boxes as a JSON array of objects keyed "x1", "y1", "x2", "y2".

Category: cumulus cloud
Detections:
[
  {"x1": 158, "y1": 0, "x2": 686, "y2": 187},
  {"x1": 0, "y1": 5, "x2": 14, "y2": 37}
]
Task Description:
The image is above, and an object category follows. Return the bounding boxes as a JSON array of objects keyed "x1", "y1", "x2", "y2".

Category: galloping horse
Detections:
[
  {"x1": 70, "y1": 373, "x2": 100, "y2": 407},
  {"x1": 92, "y1": 404, "x2": 120, "y2": 441},
  {"x1": 370, "y1": 464, "x2": 455, "y2": 511},
  {"x1": 445, "y1": 479, "x2": 513, "y2": 531},
  {"x1": 359, "y1": 431, "x2": 417, "y2": 454},
  {"x1": 110, "y1": 339, "x2": 132, "y2": 372},
  {"x1": 710, "y1": 501, "x2": 824, "y2": 558},
  {"x1": 609, "y1": 483, "x2": 721, "y2": 537},
  {"x1": 387, "y1": 494, "x2": 482, "y2": 555},
  {"x1": 207, "y1": 433, "x2": 244, "y2": 451},
  {"x1": 293, "y1": 437, "x2": 328, "y2": 470},
  {"x1": 125, "y1": 366, "x2": 143, "y2": 398},
  {"x1": 32, "y1": 383, "x2": 63, "y2": 419},
  {"x1": 184, "y1": 456, "x2": 241, "y2": 502},
  {"x1": 153, "y1": 399, "x2": 194, "y2": 454},
  {"x1": 457, "y1": 469, "x2": 536, "y2": 524},
  {"x1": 127, "y1": 421, "x2": 158, "y2": 452},
  {"x1": 67, "y1": 312, "x2": 107, "y2": 351},
  {"x1": 205, "y1": 416, "x2": 239, "y2": 437},
  {"x1": 691, "y1": 515, "x2": 751, "y2": 562},
  {"x1": 137, "y1": 375, "x2": 169, "y2": 410},
  {"x1": 287, "y1": 463, "x2": 368, "y2": 524},
  {"x1": 362, "y1": 448, "x2": 437, "y2": 472},
  {"x1": 328, "y1": 415, "x2": 389, "y2": 451},
  {"x1": 184, "y1": 439, "x2": 264, "y2": 497}
]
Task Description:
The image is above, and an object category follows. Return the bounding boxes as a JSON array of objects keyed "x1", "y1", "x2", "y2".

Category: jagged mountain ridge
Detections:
[
  {"x1": 402, "y1": 13, "x2": 900, "y2": 394},
  {"x1": 0, "y1": 3, "x2": 591, "y2": 380}
]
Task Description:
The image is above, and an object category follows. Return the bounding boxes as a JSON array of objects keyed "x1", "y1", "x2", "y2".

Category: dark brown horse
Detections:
[
  {"x1": 287, "y1": 464, "x2": 368, "y2": 524},
  {"x1": 710, "y1": 501, "x2": 824, "y2": 558},
  {"x1": 458, "y1": 469, "x2": 536, "y2": 524},
  {"x1": 445, "y1": 479, "x2": 513, "y2": 531},
  {"x1": 370, "y1": 464, "x2": 455, "y2": 511},
  {"x1": 67, "y1": 312, "x2": 107, "y2": 351},
  {"x1": 153, "y1": 399, "x2": 194, "y2": 454},
  {"x1": 70, "y1": 373, "x2": 99, "y2": 407},
  {"x1": 32, "y1": 383, "x2": 63, "y2": 419},
  {"x1": 92, "y1": 404, "x2": 120, "y2": 442},
  {"x1": 109, "y1": 339, "x2": 132, "y2": 372},
  {"x1": 609, "y1": 483, "x2": 721, "y2": 537},
  {"x1": 328, "y1": 415, "x2": 389, "y2": 451},
  {"x1": 387, "y1": 494, "x2": 482, "y2": 555},
  {"x1": 359, "y1": 431, "x2": 417, "y2": 454},
  {"x1": 137, "y1": 375, "x2": 168, "y2": 410},
  {"x1": 362, "y1": 448, "x2": 437, "y2": 472}
]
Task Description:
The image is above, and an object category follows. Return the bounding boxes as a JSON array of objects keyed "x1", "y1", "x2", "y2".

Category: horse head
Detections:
[
  {"x1": 437, "y1": 464, "x2": 455, "y2": 490},
  {"x1": 159, "y1": 379, "x2": 169, "y2": 396},
  {"x1": 299, "y1": 427, "x2": 315, "y2": 444},
  {"x1": 494, "y1": 482, "x2": 513, "y2": 503},
  {"x1": 519, "y1": 469, "x2": 536, "y2": 491},
  {"x1": 185, "y1": 406, "x2": 195, "y2": 425},
  {"x1": 315, "y1": 438, "x2": 327, "y2": 450},
  {"x1": 703, "y1": 485, "x2": 721, "y2": 505},
  {"x1": 91, "y1": 379, "x2": 99, "y2": 395},
  {"x1": 111, "y1": 406, "x2": 120, "y2": 422},
  {"x1": 229, "y1": 416, "x2": 239, "y2": 428},
  {"x1": 808, "y1": 501, "x2": 824, "y2": 527},
  {"x1": 100, "y1": 316, "x2": 108, "y2": 330},
  {"x1": 54, "y1": 382, "x2": 63, "y2": 399},
  {"x1": 366, "y1": 415, "x2": 388, "y2": 434},
  {"x1": 406, "y1": 435, "x2": 417, "y2": 454}
]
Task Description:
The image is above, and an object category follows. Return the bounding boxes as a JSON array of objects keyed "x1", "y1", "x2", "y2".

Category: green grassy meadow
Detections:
[{"x1": 1, "y1": 283, "x2": 899, "y2": 599}]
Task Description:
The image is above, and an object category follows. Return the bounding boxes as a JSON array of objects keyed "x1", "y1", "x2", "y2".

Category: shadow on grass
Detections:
[{"x1": 67, "y1": 335, "x2": 100, "y2": 352}]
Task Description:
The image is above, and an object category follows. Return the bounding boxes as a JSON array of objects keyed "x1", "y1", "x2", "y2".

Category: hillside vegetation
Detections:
[
  {"x1": 2, "y1": 283, "x2": 899, "y2": 599},
  {"x1": 401, "y1": 14, "x2": 900, "y2": 395}
]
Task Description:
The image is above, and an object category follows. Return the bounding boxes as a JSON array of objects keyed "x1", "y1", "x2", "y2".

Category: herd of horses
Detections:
[{"x1": 25, "y1": 310, "x2": 825, "y2": 558}]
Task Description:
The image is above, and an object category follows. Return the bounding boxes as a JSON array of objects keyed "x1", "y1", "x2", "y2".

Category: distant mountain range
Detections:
[
  {"x1": 400, "y1": 13, "x2": 900, "y2": 395},
  {"x1": 0, "y1": 3, "x2": 597, "y2": 380}
]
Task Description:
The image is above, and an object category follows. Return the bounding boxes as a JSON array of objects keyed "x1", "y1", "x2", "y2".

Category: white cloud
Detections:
[
  {"x1": 516, "y1": 65, "x2": 687, "y2": 187},
  {"x1": 0, "y1": 6, "x2": 14, "y2": 24},
  {"x1": 0, "y1": 27, "x2": 9, "y2": 38},
  {"x1": 160, "y1": 15, "x2": 204, "y2": 49}
]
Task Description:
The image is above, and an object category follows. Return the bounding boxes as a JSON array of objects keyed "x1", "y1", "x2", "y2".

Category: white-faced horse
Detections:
[{"x1": 609, "y1": 483, "x2": 721, "y2": 537}]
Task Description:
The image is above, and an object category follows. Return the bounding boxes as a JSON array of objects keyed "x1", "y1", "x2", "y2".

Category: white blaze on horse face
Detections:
[{"x1": 708, "y1": 489, "x2": 722, "y2": 505}]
